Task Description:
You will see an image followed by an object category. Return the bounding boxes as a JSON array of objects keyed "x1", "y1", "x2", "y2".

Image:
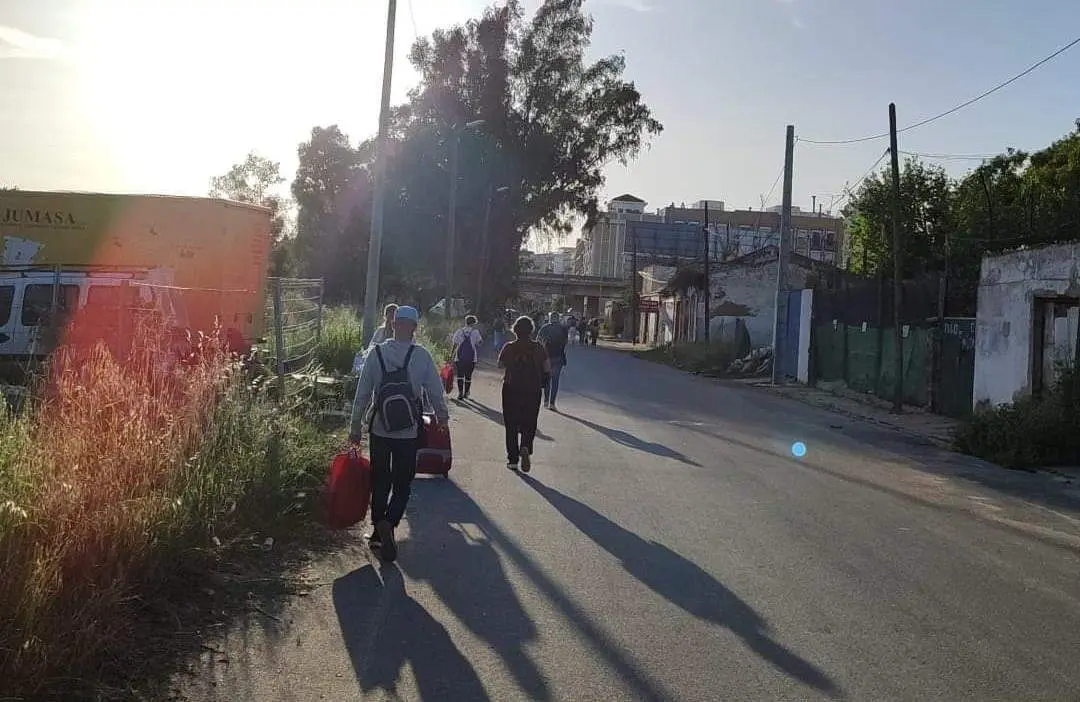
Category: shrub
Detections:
[
  {"x1": 954, "y1": 364, "x2": 1080, "y2": 468},
  {"x1": 0, "y1": 331, "x2": 337, "y2": 697},
  {"x1": 316, "y1": 306, "x2": 363, "y2": 375}
]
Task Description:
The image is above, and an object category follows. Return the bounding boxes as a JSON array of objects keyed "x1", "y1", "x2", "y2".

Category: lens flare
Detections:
[{"x1": 791, "y1": 441, "x2": 807, "y2": 458}]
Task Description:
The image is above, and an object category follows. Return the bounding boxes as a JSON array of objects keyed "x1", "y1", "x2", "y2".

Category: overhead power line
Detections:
[
  {"x1": 798, "y1": 35, "x2": 1080, "y2": 146},
  {"x1": 900, "y1": 150, "x2": 1001, "y2": 161},
  {"x1": 829, "y1": 148, "x2": 890, "y2": 211}
]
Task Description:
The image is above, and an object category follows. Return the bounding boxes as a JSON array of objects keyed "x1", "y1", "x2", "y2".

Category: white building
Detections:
[{"x1": 580, "y1": 194, "x2": 663, "y2": 278}]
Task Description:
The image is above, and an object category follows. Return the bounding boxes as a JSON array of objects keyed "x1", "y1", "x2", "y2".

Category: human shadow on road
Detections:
[
  {"x1": 560, "y1": 412, "x2": 700, "y2": 466},
  {"x1": 520, "y1": 475, "x2": 842, "y2": 699},
  {"x1": 459, "y1": 399, "x2": 554, "y2": 442},
  {"x1": 400, "y1": 481, "x2": 552, "y2": 700},
  {"x1": 333, "y1": 563, "x2": 490, "y2": 701}
]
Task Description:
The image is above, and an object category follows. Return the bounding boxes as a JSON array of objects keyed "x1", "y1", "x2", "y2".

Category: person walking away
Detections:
[
  {"x1": 492, "y1": 314, "x2": 506, "y2": 353},
  {"x1": 498, "y1": 316, "x2": 550, "y2": 472},
  {"x1": 577, "y1": 318, "x2": 589, "y2": 349},
  {"x1": 350, "y1": 306, "x2": 448, "y2": 562},
  {"x1": 537, "y1": 312, "x2": 568, "y2": 411},
  {"x1": 369, "y1": 303, "x2": 398, "y2": 347},
  {"x1": 450, "y1": 315, "x2": 483, "y2": 400},
  {"x1": 589, "y1": 318, "x2": 600, "y2": 346}
]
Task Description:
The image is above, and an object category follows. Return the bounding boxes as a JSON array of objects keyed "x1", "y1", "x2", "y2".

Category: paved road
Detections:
[{"x1": 180, "y1": 345, "x2": 1080, "y2": 701}]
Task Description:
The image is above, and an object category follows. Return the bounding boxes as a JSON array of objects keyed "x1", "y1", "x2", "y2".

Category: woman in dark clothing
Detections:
[{"x1": 497, "y1": 316, "x2": 551, "y2": 472}]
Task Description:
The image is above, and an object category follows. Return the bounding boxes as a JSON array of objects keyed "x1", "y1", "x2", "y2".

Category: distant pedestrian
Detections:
[
  {"x1": 537, "y1": 312, "x2": 569, "y2": 411},
  {"x1": 589, "y1": 318, "x2": 600, "y2": 346},
  {"x1": 577, "y1": 318, "x2": 588, "y2": 348},
  {"x1": 350, "y1": 306, "x2": 449, "y2": 562},
  {"x1": 369, "y1": 303, "x2": 398, "y2": 348},
  {"x1": 450, "y1": 315, "x2": 483, "y2": 401},
  {"x1": 498, "y1": 316, "x2": 550, "y2": 472},
  {"x1": 492, "y1": 314, "x2": 507, "y2": 353}
]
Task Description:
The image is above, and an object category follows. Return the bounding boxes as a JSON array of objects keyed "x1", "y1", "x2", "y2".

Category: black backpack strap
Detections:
[
  {"x1": 374, "y1": 345, "x2": 388, "y2": 374},
  {"x1": 402, "y1": 343, "x2": 416, "y2": 372}
]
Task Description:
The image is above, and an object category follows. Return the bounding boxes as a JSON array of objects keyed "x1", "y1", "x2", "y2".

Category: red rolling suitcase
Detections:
[{"x1": 416, "y1": 413, "x2": 452, "y2": 476}]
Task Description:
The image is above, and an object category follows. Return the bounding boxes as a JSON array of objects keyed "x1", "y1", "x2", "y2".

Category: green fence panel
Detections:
[
  {"x1": 813, "y1": 324, "x2": 845, "y2": 382},
  {"x1": 846, "y1": 324, "x2": 879, "y2": 394}
]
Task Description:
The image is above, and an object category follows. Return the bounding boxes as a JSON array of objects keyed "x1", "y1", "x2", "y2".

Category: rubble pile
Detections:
[{"x1": 727, "y1": 347, "x2": 772, "y2": 377}]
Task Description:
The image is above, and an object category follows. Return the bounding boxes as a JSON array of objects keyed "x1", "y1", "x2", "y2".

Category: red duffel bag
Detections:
[
  {"x1": 416, "y1": 414, "x2": 453, "y2": 476},
  {"x1": 324, "y1": 449, "x2": 372, "y2": 529}
]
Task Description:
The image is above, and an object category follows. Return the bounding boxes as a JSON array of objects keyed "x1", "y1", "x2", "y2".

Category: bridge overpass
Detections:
[{"x1": 517, "y1": 272, "x2": 628, "y2": 298}]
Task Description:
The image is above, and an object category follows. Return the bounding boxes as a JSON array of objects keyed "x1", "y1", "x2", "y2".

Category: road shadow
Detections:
[
  {"x1": 408, "y1": 480, "x2": 672, "y2": 701},
  {"x1": 575, "y1": 352, "x2": 1080, "y2": 521},
  {"x1": 560, "y1": 412, "x2": 700, "y2": 467},
  {"x1": 399, "y1": 482, "x2": 551, "y2": 700},
  {"x1": 519, "y1": 475, "x2": 842, "y2": 699},
  {"x1": 333, "y1": 563, "x2": 490, "y2": 701},
  {"x1": 459, "y1": 399, "x2": 554, "y2": 442}
]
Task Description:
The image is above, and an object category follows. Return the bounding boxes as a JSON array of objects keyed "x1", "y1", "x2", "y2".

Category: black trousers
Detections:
[
  {"x1": 368, "y1": 434, "x2": 419, "y2": 528},
  {"x1": 502, "y1": 384, "x2": 542, "y2": 462},
  {"x1": 455, "y1": 360, "x2": 476, "y2": 396}
]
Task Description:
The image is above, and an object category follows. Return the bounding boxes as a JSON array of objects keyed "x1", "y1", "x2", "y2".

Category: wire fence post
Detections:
[
  {"x1": 272, "y1": 278, "x2": 286, "y2": 400},
  {"x1": 315, "y1": 284, "x2": 325, "y2": 346}
]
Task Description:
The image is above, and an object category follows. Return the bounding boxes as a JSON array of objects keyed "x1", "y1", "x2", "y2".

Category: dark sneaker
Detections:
[
  {"x1": 507, "y1": 460, "x2": 519, "y2": 471},
  {"x1": 520, "y1": 447, "x2": 532, "y2": 473},
  {"x1": 366, "y1": 530, "x2": 381, "y2": 550},
  {"x1": 375, "y1": 520, "x2": 397, "y2": 562}
]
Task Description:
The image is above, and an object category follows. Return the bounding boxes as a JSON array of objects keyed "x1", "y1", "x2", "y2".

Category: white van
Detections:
[{"x1": 0, "y1": 268, "x2": 184, "y2": 360}]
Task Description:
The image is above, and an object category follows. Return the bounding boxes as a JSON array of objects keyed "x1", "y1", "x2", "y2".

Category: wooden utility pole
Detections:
[
  {"x1": 888, "y1": 103, "x2": 904, "y2": 413},
  {"x1": 771, "y1": 125, "x2": 795, "y2": 384},
  {"x1": 703, "y1": 201, "x2": 710, "y2": 342}
]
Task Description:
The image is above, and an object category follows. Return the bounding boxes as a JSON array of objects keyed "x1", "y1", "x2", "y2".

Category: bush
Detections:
[
  {"x1": 316, "y1": 306, "x2": 363, "y2": 375},
  {"x1": 0, "y1": 332, "x2": 338, "y2": 698},
  {"x1": 954, "y1": 365, "x2": 1080, "y2": 468},
  {"x1": 634, "y1": 341, "x2": 741, "y2": 377}
]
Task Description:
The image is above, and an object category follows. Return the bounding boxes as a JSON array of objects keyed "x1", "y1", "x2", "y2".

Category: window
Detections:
[
  {"x1": 21, "y1": 284, "x2": 79, "y2": 327},
  {"x1": 0, "y1": 286, "x2": 13, "y2": 327}
]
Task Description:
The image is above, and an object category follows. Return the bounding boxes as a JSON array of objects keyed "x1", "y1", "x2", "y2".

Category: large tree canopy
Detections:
[{"x1": 287, "y1": 0, "x2": 662, "y2": 309}]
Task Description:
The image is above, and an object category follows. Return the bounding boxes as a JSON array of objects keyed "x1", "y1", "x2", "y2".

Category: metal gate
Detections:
[{"x1": 939, "y1": 317, "x2": 975, "y2": 418}]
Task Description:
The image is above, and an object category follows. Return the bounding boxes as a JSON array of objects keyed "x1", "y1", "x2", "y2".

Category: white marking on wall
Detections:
[
  {"x1": 797, "y1": 289, "x2": 813, "y2": 384},
  {"x1": 1, "y1": 236, "x2": 43, "y2": 265}
]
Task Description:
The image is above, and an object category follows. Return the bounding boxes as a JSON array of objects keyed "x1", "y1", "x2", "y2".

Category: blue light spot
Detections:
[{"x1": 791, "y1": 441, "x2": 807, "y2": 458}]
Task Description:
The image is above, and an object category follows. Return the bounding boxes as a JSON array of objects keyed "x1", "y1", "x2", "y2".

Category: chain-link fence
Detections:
[{"x1": 265, "y1": 278, "x2": 326, "y2": 404}]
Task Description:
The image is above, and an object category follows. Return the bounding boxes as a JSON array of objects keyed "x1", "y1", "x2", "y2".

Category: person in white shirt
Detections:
[
  {"x1": 369, "y1": 303, "x2": 398, "y2": 347},
  {"x1": 450, "y1": 315, "x2": 483, "y2": 400}
]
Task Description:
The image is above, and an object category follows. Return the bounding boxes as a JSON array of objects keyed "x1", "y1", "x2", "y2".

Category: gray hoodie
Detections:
[{"x1": 351, "y1": 339, "x2": 449, "y2": 439}]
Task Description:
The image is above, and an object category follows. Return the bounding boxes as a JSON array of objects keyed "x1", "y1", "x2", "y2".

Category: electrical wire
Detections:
[
  {"x1": 829, "y1": 148, "x2": 891, "y2": 211},
  {"x1": 900, "y1": 150, "x2": 999, "y2": 161},
  {"x1": 407, "y1": 0, "x2": 420, "y2": 42},
  {"x1": 799, "y1": 35, "x2": 1080, "y2": 146}
]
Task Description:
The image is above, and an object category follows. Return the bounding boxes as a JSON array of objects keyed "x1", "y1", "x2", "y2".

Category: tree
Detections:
[
  {"x1": 288, "y1": 0, "x2": 662, "y2": 312},
  {"x1": 209, "y1": 152, "x2": 293, "y2": 276},
  {"x1": 290, "y1": 126, "x2": 370, "y2": 301}
]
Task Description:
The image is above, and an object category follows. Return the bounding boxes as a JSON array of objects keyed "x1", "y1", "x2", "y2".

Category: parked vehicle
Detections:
[{"x1": 0, "y1": 191, "x2": 272, "y2": 369}]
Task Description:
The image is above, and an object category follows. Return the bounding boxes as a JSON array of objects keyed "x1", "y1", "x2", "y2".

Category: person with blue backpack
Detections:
[
  {"x1": 450, "y1": 314, "x2": 483, "y2": 401},
  {"x1": 349, "y1": 306, "x2": 448, "y2": 562}
]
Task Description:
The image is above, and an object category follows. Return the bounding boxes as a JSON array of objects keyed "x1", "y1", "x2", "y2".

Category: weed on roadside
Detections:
[{"x1": 634, "y1": 341, "x2": 741, "y2": 377}]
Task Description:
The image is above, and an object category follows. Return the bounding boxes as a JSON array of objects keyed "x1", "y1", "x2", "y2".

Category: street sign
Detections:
[{"x1": 639, "y1": 299, "x2": 659, "y2": 313}]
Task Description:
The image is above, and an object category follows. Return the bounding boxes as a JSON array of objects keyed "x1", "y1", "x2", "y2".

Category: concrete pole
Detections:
[
  {"x1": 361, "y1": 0, "x2": 396, "y2": 346},
  {"x1": 445, "y1": 130, "x2": 461, "y2": 320},
  {"x1": 771, "y1": 125, "x2": 795, "y2": 384}
]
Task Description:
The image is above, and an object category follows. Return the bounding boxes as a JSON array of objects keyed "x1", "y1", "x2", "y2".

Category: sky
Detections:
[{"x1": 1, "y1": 0, "x2": 1078, "y2": 251}]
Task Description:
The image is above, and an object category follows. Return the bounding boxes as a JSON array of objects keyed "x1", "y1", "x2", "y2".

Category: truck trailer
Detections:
[{"x1": 0, "y1": 190, "x2": 272, "y2": 362}]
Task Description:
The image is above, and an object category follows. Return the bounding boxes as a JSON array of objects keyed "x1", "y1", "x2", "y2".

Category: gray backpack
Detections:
[{"x1": 371, "y1": 345, "x2": 420, "y2": 433}]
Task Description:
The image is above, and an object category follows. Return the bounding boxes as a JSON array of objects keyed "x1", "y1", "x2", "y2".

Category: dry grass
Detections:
[{"x1": 0, "y1": 327, "x2": 337, "y2": 699}]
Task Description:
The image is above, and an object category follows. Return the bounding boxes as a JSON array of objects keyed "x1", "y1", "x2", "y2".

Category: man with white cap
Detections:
[{"x1": 350, "y1": 305, "x2": 448, "y2": 562}]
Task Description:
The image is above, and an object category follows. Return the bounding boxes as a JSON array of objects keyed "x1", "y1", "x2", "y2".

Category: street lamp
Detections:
[
  {"x1": 445, "y1": 119, "x2": 487, "y2": 319},
  {"x1": 476, "y1": 184, "x2": 511, "y2": 316}
]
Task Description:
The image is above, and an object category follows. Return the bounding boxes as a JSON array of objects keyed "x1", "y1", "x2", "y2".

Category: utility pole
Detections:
[
  {"x1": 703, "y1": 201, "x2": 710, "y2": 342},
  {"x1": 630, "y1": 224, "x2": 639, "y2": 344},
  {"x1": 445, "y1": 130, "x2": 461, "y2": 320},
  {"x1": 361, "y1": 0, "x2": 397, "y2": 346},
  {"x1": 888, "y1": 103, "x2": 904, "y2": 413},
  {"x1": 771, "y1": 125, "x2": 795, "y2": 384},
  {"x1": 475, "y1": 182, "x2": 494, "y2": 318}
]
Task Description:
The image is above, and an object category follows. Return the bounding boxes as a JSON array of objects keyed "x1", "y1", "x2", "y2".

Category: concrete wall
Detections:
[
  {"x1": 706, "y1": 253, "x2": 816, "y2": 348},
  {"x1": 974, "y1": 243, "x2": 1080, "y2": 407}
]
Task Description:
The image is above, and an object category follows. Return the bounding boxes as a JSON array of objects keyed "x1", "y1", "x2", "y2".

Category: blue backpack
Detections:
[{"x1": 457, "y1": 328, "x2": 476, "y2": 363}]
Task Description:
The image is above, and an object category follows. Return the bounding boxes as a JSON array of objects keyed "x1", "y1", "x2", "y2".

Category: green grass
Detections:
[
  {"x1": 316, "y1": 306, "x2": 363, "y2": 375},
  {"x1": 0, "y1": 330, "x2": 341, "y2": 699}
]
